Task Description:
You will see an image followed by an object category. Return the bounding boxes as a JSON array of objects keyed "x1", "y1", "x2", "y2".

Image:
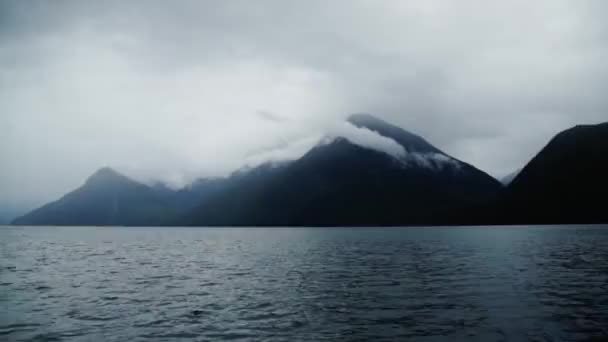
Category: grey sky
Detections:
[{"x1": 1, "y1": 0, "x2": 607, "y2": 214}]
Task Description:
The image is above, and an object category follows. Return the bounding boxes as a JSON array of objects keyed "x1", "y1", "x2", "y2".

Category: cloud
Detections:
[
  {"x1": 1, "y1": 0, "x2": 607, "y2": 212},
  {"x1": 407, "y1": 153, "x2": 462, "y2": 171},
  {"x1": 326, "y1": 122, "x2": 407, "y2": 159},
  {"x1": 256, "y1": 110, "x2": 289, "y2": 123},
  {"x1": 242, "y1": 134, "x2": 322, "y2": 168}
]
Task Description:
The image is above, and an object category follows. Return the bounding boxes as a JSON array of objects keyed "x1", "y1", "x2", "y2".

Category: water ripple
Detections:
[{"x1": 1, "y1": 226, "x2": 608, "y2": 341}]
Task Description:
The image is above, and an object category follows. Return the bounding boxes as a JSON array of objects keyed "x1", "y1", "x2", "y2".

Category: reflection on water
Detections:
[{"x1": 1, "y1": 226, "x2": 608, "y2": 341}]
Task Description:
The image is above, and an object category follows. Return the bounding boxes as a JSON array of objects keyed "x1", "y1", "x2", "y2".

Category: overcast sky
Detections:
[{"x1": 1, "y1": 0, "x2": 607, "y2": 214}]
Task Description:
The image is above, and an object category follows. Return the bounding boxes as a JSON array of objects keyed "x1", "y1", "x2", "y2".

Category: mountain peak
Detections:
[
  {"x1": 90, "y1": 166, "x2": 121, "y2": 177},
  {"x1": 346, "y1": 113, "x2": 440, "y2": 153},
  {"x1": 502, "y1": 121, "x2": 608, "y2": 223},
  {"x1": 347, "y1": 113, "x2": 385, "y2": 125},
  {"x1": 94, "y1": 166, "x2": 120, "y2": 175},
  {"x1": 85, "y1": 167, "x2": 130, "y2": 186}
]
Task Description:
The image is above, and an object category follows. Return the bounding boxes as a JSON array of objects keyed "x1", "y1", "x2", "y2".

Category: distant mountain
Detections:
[
  {"x1": 151, "y1": 178, "x2": 228, "y2": 211},
  {"x1": 0, "y1": 214, "x2": 11, "y2": 225},
  {"x1": 500, "y1": 169, "x2": 521, "y2": 185},
  {"x1": 179, "y1": 114, "x2": 503, "y2": 226},
  {"x1": 16, "y1": 115, "x2": 604, "y2": 227},
  {"x1": 13, "y1": 115, "x2": 505, "y2": 226},
  {"x1": 0, "y1": 208, "x2": 19, "y2": 225},
  {"x1": 12, "y1": 168, "x2": 225, "y2": 226},
  {"x1": 13, "y1": 168, "x2": 169, "y2": 226},
  {"x1": 500, "y1": 122, "x2": 608, "y2": 224}
]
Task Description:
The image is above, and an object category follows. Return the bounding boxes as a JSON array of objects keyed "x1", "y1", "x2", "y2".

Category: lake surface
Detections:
[{"x1": 1, "y1": 226, "x2": 608, "y2": 341}]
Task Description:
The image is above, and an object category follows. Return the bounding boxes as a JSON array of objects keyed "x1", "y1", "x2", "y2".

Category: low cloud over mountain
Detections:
[{"x1": 2, "y1": 1, "x2": 608, "y2": 216}]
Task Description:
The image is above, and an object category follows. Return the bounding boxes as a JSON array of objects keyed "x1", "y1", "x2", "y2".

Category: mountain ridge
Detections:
[
  {"x1": 177, "y1": 116, "x2": 502, "y2": 226},
  {"x1": 499, "y1": 121, "x2": 608, "y2": 224},
  {"x1": 11, "y1": 116, "x2": 608, "y2": 226}
]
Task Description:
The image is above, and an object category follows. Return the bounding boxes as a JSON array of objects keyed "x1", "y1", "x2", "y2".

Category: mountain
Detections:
[
  {"x1": 348, "y1": 113, "x2": 442, "y2": 154},
  {"x1": 500, "y1": 122, "x2": 608, "y2": 224},
  {"x1": 500, "y1": 169, "x2": 521, "y2": 185},
  {"x1": 21, "y1": 115, "x2": 604, "y2": 227},
  {"x1": 179, "y1": 114, "x2": 503, "y2": 226},
  {"x1": 11, "y1": 168, "x2": 225, "y2": 226},
  {"x1": 13, "y1": 168, "x2": 170, "y2": 226},
  {"x1": 0, "y1": 205, "x2": 24, "y2": 225},
  {"x1": 14, "y1": 115, "x2": 504, "y2": 226},
  {"x1": 151, "y1": 178, "x2": 228, "y2": 211}
]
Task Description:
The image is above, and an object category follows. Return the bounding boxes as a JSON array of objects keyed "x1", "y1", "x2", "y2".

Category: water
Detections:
[{"x1": 1, "y1": 226, "x2": 608, "y2": 341}]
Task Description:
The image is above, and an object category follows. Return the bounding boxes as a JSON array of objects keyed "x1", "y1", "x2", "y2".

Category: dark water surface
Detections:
[{"x1": 1, "y1": 226, "x2": 608, "y2": 341}]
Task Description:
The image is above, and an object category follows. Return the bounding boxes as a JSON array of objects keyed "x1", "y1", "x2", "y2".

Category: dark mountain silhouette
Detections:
[
  {"x1": 13, "y1": 168, "x2": 166, "y2": 225},
  {"x1": 13, "y1": 116, "x2": 606, "y2": 226},
  {"x1": 499, "y1": 122, "x2": 608, "y2": 224},
  {"x1": 151, "y1": 178, "x2": 228, "y2": 211},
  {"x1": 11, "y1": 168, "x2": 225, "y2": 226},
  {"x1": 178, "y1": 114, "x2": 503, "y2": 226}
]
